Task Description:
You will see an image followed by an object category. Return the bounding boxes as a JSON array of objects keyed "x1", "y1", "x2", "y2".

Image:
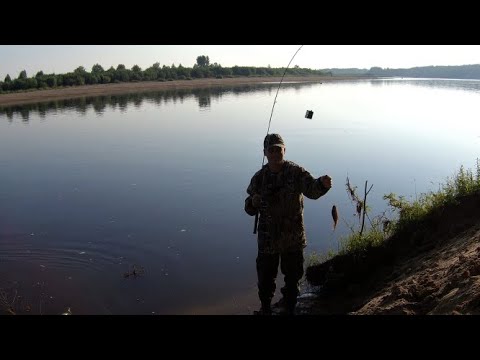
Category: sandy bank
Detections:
[{"x1": 0, "y1": 76, "x2": 368, "y2": 107}]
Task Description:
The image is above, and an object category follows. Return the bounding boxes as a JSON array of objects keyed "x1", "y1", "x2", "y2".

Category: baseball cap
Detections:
[{"x1": 263, "y1": 133, "x2": 285, "y2": 149}]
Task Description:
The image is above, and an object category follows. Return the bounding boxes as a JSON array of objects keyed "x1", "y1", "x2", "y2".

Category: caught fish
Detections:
[{"x1": 331, "y1": 205, "x2": 338, "y2": 230}]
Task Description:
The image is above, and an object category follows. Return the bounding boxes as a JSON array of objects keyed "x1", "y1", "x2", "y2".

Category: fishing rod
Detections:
[{"x1": 253, "y1": 45, "x2": 304, "y2": 234}]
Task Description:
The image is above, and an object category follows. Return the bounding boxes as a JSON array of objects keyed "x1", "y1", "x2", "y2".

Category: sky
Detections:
[{"x1": 1, "y1": 45, "x2": 480, "y2": 80}]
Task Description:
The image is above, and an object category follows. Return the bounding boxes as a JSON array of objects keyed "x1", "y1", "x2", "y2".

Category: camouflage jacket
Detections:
[{"x1": 245, "y1": 160, "x2": 329, "y2": 254}]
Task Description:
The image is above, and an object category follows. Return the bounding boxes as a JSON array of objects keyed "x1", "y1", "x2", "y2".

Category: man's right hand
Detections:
[{"x1": 252, "y1": 194, "x2": 262, "y2": 208}]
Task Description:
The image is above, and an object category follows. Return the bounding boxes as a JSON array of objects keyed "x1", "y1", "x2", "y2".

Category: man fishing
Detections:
[{"x1": 244, "y1": 133, "x2": 332, "y2": 315}]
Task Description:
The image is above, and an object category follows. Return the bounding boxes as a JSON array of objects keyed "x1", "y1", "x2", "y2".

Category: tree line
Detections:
[
  {"x1": 367, "y1": 64, "x2": 480, "y2": 79},
  {"x1": 1, "y1": 81, "x2": 313, "y2": 121},
  {"x1": 0, "y1": 55, "x2": 327, "y2": 94},
  {"x1": 325, "y1": 64, "x2": 480, "y2": 79}
]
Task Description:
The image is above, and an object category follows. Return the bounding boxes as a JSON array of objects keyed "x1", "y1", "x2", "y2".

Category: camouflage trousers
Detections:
[{"x1": 256, "y1": 250, "x2": 304, "y2": 312}]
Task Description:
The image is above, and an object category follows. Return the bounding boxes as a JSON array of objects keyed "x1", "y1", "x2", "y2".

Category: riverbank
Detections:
[
  {"x1": 0, "y1": 76, "x2": 369, "y2": 107},
  {"x1": 299, "y1": 191, "x2": 480, "y2": 315}
]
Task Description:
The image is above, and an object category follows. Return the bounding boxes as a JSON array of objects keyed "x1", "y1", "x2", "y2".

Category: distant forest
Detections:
[
  {"x1": 325, "y1": 64, "x2": 480, "y2": 79},
  {"x1": 0, "y1": 55, "x2": 327, "y2": 94},
  {"x1": 3, "y1": 57, "x2": 480, "y2": 95}
]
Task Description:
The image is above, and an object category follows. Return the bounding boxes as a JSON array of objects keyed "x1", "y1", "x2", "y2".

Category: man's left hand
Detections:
[{"x1": 319, "y1": 175, "x2": 332, "y2": 189}]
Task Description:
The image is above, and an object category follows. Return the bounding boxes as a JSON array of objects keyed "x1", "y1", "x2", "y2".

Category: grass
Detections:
[
  {"x1": 308, "y1": 159, "x2": 480, "y2": 265},
  {"x1": 305, "y1": 249, "x2": 336, "y2": 268}
]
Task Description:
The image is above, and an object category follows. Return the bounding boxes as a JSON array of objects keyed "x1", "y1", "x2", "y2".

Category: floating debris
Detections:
[
  {"x1": 61, "y1": 307, "x2": 72, "y2": 315},
  {"x1": 123, "y1": 264, "x2": 145, "y2": 278}
]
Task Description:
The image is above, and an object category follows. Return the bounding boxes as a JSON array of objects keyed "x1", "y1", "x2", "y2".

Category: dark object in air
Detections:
[{"x1": 305, "y1": 110, "x2": 314, "y2": 119}]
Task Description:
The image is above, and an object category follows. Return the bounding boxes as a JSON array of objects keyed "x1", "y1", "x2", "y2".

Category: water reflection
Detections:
[
  {"x1": 0, "y1": 82, "x2": 317, "y2": 122},
  {"x1": 369, "y1": 78, "x2": 480, "y2": 93}
]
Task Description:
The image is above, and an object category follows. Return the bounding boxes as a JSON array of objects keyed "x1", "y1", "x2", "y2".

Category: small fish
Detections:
[{"x1": 331, "y1": 205, "x2": 338, "y2": 230}]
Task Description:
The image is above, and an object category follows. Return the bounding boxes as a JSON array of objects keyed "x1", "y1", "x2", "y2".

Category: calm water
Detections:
[{"x1": 0, "y1": 79, "x2": 479, "y2": 314}]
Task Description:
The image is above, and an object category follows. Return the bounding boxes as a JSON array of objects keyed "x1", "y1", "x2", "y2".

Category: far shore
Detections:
[{"x1": 0, "y1": 76, "x2": 372, "y2": 107}]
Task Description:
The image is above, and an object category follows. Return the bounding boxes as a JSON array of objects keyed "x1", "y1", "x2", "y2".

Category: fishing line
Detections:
[
  {"x1": 264, "y1": 45, "x2": 304, "y2": 144},
  {"x1": 253, "y1": 45, "x2": 304, "y2": 233}
]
